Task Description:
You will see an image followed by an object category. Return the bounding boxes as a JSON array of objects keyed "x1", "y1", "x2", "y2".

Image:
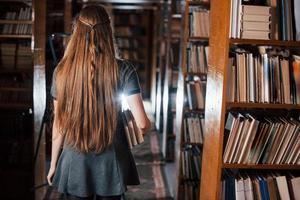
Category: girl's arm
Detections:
[
  {"x1": 47, "y1": 100, "x2": 64, "y2": 185},
  {"x1": 126, "y1": 93, "x2": 151, "y2": 133}
]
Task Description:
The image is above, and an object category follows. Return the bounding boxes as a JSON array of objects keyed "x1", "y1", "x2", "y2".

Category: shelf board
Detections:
[
  {"x1": 0, "y1": 68, "x2": 32, "y2": 74},
  {"x1": 184, "y1": 108, "x2": 205, "y2": 114},
  {"x1": 0, "y1": 87, "x2": 32, "y2": 92},
  {"x1": 115, "y1": 35, "x2": 146, "y2": 39},
  {"x1": 229, "y1": 38, "x2": 300, "y2": 47},
  {"x1": 183, "y1": 72, "x2": 207, "y2": 77},
  {"x1": 0, "y1": 103, "x2": 31, "y2": 110},
  {"x1": 0, "y1": 20, "x2": 33, "y2": 24},
  {"x1": 0, "y1": 34, "x2": 31, "y2": 39},
  {"x1": 226, "y1": 102, "x2": 300, "y2": 110},
  {"x1": 222, "y1": 163, "x2": 300, "y2": 170},
  {"x1": 188, "y1": 36, "x2": 209, "y2": 42},
  {"x1": 187, "y1": 1, "x2": 210, "y2": 7},
  {"x1": 182, "y1": 142, "x2": 203, "y2": 146}
]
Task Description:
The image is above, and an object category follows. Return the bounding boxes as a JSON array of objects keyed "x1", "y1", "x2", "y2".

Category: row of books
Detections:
[
  {"x1": 186, "y1": 78, "x2": 206, "y2": 110},
  {"x1": 1, "y1": 8, "x2": 32, "y2": 35},
  {"x1": 115, "y1": 27, "x2": 145, "y2": 37},
  {"x1": 181, "y1": 145, "x2": 202, "y2": 180},
  {"x1": 187, "y1": 44, "x2": 209, "y2": 73},
  {"x1": 224, "y1": 112, "x2": 300, "y2": 164},
  {"x1": 0, "y1": 91, "x2": 32, "y2": 104},
  {"x1": 178, "y1": 182, "x2": 200, "y2": 200},
  {"x1": 276, "y1": 0, "x2": 298, "y2": 41},
  {"x1": 189, "y1": 8, "x2": 210, "y2": 38},
  {"x1": 1, "y1": 43, "x2": 32, "y2": 69},
  {"x1": 230, "y1": 0, "x2": 300, "y2": 41},
  {"x1": 183, "y1": 114, "x2": 204, "y2": 144},
  {"x1": 227, "y1": 50, "x2": 300, "y2": 104},
  {"x1": 221, "y1": 173, "x2": 300, "y2": 200}
]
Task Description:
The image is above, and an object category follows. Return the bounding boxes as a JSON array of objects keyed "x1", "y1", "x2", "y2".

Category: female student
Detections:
[{"x1": 47, "y1": 5, "x2": 151, "y2": 200}]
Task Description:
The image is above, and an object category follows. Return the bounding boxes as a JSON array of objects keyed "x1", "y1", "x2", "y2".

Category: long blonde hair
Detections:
[{"x1": 55, "y1": 5, "x2": 119, "y2": 153}]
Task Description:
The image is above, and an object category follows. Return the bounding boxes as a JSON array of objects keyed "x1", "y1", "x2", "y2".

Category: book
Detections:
[
  {"x1": 122, "y1": 109, "x2": 144, "y2": 149},
  {"x1": 276, "y1": 176, "x2": 291, "y2": 200}
]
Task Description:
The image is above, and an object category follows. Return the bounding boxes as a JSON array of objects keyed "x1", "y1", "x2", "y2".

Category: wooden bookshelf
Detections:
[
  {"x1": 173, "y1": 0, "x2": 209, "y2": 199},
  {"x1": 222, "y1": 164, "x2": 300, "y2": 170},
  {"x1": 226, "y1": 102, "x2": 300, "y2": 110},
  {"x1": 0, "y1": 0, "x2": 46, "y2": 199},
  {"x1": 199, "y1": 0, "x2": 300, "y2": 200}
]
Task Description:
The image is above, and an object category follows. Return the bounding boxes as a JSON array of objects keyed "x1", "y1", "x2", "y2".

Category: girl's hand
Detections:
[{"x1": 47, "y1": 165, "x2": 56, "y2": 186}]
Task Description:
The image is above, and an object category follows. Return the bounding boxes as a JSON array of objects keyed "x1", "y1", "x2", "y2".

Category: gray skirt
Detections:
[{"x1": 52, "y1": 121, "x2": 140, "y2": 197}]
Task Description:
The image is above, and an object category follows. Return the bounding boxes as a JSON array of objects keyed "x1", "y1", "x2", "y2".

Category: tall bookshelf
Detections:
[
  {"x1": 162, "y1": 1, "x2": 182, "y2": 161},
  {"x1": 0, "y1": 0, "x2": 46, "y2": 199},
  {"x1": 200, "y1": 0, "x2": 300, "y2": 200},
  {"x1": 174, "y1": 0, "x2": 210, "y2": 199}
]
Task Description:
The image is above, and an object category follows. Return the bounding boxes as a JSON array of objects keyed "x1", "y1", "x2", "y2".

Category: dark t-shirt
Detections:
[{"x1": 50, "y1": 59, "x2": 141, "y2": 99}]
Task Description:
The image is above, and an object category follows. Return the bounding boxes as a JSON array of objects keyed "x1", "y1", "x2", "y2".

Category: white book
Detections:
[
  {"x1": 236, "y1": 0, "x2": 242, "y2": 38},
  {"x1": 262, "y1": 54, "x2": 270, "y2": 103},
  {"x1": 242, "y1": 5, "x2": 271, "y2": 15},
  {"x1": 239, "y1": 115, "x2": 259, "y2": 164},
  {"x1": 242, "y1": 14, "x2": 271, "y2": 22},
  {"x1": 276, "y1": 176, "x2": 291, "y2": 200},
  {"x1": 243, "y1": 177, "x2": 254, "y2": 200},
  {"x1": 291, "y1": 177, "x2": 300, "y2": 200},
  {"x1": 235, "y1": 178, "x2": 246, "y2": 200},
  {"x1": 248, "y1": 53, "x2": 255, "y2": 102},
  {"x1": 231, "y1": 0, "x2": 238, "y2": 38}
]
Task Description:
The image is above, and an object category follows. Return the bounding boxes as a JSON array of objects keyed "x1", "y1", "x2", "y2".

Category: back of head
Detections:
[{"x1": 55, "y1": 5, "x2": 119, "y2": 153}]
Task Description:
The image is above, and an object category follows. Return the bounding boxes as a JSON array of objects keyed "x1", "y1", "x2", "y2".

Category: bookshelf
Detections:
[
  {"x1": 161, "y1": 0, "x2": 183, "y2": 162},
  {"x1": 200, "y1": 0, "x2": 300, "y2": 200},
  {"x1": 173, "y1": 0, "x2": 210, "y2": 199},
  {"x1": 0, "y1": 0, "x2": 46, "y2": 199},
  {"x1": 112, "y1": 9, "x2": 154, "y2": 99}
]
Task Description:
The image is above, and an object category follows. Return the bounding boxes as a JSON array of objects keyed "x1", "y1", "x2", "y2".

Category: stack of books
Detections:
[
  {"x1": 227, "y1": 49, "x2": 300, "y2": 104},
  {"x1": 187, "y1": 44, "x2": 209, "y2": 73},
  {"x1": 230, "y1": 2, "x2": 271, "y2": 39},
  {"x1": 189, "y1": 8, "x2": 210, "y2": 38},
  {"x1": 186, "y1": 79, "x2": 206, "y2": 110},
  {"x1": 240, "y1": 5, "x2": 271, "y2": 40},
  {"x1": 223, "y1": 113, "x2": 300, "y2": 164},
  {"x1": 221, "y1": 174, "x2": 300, "y2": 200},
  {"x1": 122, "y1": 109, "x2": 144, "y2": 149},
  {"x1": 183, "y1": 113, "x2": 204, "y2": 144}
]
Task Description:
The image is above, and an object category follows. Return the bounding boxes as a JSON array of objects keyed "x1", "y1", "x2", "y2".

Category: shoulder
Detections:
[
  {"x1": 117, "y1": 59, "x2": 138, "y2": 81},
  {"x1": 117, "y1": 58, "x2": 136, "y2": 73}
]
